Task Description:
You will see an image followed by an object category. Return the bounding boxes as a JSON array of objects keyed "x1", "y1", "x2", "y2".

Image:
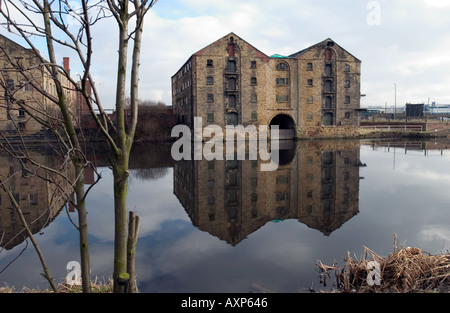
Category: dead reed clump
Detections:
[{"x1": 317, "y1": 236, "x2": 450, "y2": 293}]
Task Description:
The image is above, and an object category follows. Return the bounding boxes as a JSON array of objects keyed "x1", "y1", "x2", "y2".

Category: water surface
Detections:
[{"x1": 1, "y1": 139, "x2": 450, "y2": 292}]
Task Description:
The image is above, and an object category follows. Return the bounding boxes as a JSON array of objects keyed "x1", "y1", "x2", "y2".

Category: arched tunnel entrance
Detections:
[{"x1": 269, "y1": 114, "x2": 296, "y2": 140}]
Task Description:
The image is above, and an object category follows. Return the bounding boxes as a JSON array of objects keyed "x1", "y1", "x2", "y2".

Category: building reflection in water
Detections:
[
  {"x1": 0, "y1": 149, "x2": 75, "y2": 250},
  {"x1": 174, "y1": 140, "x2": 364, "y2": 245}
]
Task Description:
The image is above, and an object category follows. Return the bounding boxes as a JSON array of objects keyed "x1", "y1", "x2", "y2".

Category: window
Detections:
[
  {"x1": 345, "y1": 112, "x2": 351, "y2": 119},
  {"x1": 276, "y1": 176, "x2": 289, "y2": 184},
  {"x1": 251, "y1": 93, "x2": 257, "y2": 103},
  {"x1": 251, "y1": 77, "x2": 257, "y2": 85},
  {"x1": 307, "y1": 62, "x2": 313, "y2": 71},
  {"x1": 18, "y1": 109, "x2": 25, "y2": 118},
  {"x1": 207, "y1": 112, "x2": 214, "y2": 122},
  {"x1": 207, "y1": 59, "x2": 213, "y2": 67},
  {"x1": 324, "y1": 80, "x2": 333, "y2": 92},
  {"x1": 228, "y1": 77, "x2": 236, "y2": 90},
  {"x1": 276, "y1": 95, "x2": 288, "y2": 102},
  {"x1": 250, "y1": 61, "x2": 257, "y2": 68},
  {"x1": 228, "y1": 60, "x2": 236, "y2": 73},
  {"x1": 24, "y1": 82, "x2": 33, "y2": 92},
  {"x1": 251, "y1": 194, "x2": 258, "y2": 202},
  {"x1": 276, "y1": 78, "x2": 289, "y2": 86},
  {"x1": 276, "y1": 62, "x2": 288, "y2": 71},
  {"x1": 307, "y1": 112, "x2": 313, "y2": 120},
  {"x1": 251, "y1": 111, "x2": 257, "y2": 121},
  {"x1": 325, "y1": 96, "x2": 333, "y2": 108},
  {"x1": 307, "y1": 96, "x2": 313, "y2": 104},
  {"x1": 226, "y1": 112, "x2": 238, "y2": 126},
  {"x1": 228, "y1": 95, "x2": 236, "y2": 108},
  {"x1": 325, "y1": 64, "x2": 332, "y2": 76},
  {"x1": 6, "y1": 79, "x2": 14, "y2": 91},
  {"x1": 345, "y1": 96, "x2": 350, "y2": 104},
  {"x1": 207, "y1": 93, "x2": 214, "y2": 102},
  {"x1": 345, "y1": 64, "x2": 350, "y2": 72},
  {"x1": 276, "y1": 192, "x2": 288, "y2": 201},
  {"x1": 307, "y1": 79, "x2": 313, "y2": 87},
  {"x1": 206, "y1": 76, "x2": 214, "y2": 85},
  {"x1": 345, "y1": 80, "x2": 351, "y2": 88},
  {"x1": 28, "y1": 193, "x2": 38, "y2": 205},
  {"x1": 228, "y1": 173, "x2": 237, "y2": 186},
  {"x1": 208, "y1": 180, "x2": 215, "y2": 189}
]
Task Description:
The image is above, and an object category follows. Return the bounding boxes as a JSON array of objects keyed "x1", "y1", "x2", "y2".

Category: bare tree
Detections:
[{"x1": 0, "y1": 0, "x2": 158, "y2": 292}]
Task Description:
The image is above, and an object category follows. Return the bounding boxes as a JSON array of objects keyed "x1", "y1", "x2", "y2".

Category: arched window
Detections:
[{"x1": 276, "y1": 62, "x2": 289, "y2": 71}]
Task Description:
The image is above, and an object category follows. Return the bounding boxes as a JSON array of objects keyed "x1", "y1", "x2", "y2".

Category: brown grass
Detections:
[
  {"x1": 0, "y1": 277, "x2": 113, "y2": 293},
  {"x1": 317, "y1": 235, "x2": 450, "y2": 293}
]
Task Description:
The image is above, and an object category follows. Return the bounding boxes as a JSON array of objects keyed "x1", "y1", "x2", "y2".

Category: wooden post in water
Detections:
[{"x1": 127, "y1": 211, "x2": 141, "y2": 293}]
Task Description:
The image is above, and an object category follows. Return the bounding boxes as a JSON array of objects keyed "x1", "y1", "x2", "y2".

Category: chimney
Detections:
[{"x1": 63, "y1": 57, "x2": 70, "y2": 75}]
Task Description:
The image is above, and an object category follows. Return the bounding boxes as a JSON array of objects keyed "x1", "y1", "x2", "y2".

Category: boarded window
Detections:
[
  {"x1": 226, "y1": 112, "x2": 238, "y2": 126},
  {"x1": 276, "y1": 95, "x2": 289, "y2": 102},
  {"x1": 228, "y1": 60, "x2": 236, "y2": 73},
  {"x1": 229, "y1": 95, "x2": 236, "y2": 108},
  {"x1": 324, "y1": 80, "x2": 333, "y2": 92},
  {"x1": 325, "y1": 96, "x2": 333, "y2": 108},
  {"x1": 325, "y1": 64, "x2": 332, "y2": 76},
  {"x1": 228, "y1": 77, "x2": 236, "y2": 90}
]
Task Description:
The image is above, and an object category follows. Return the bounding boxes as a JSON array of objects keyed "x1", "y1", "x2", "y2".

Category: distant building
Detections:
[
  {"x1": 406, "y1": 103, "x2": 424, "y2": 117},
  {"x1": 0, "y1": 34, "x2": 88, "y2": 135},
  {"x1": 171, "y1": 32, "x2": 362, "y2": 139}
]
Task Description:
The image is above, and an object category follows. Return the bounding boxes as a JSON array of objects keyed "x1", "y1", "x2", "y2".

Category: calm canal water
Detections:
[{"x1": 1, "y1": 138, "x2": 450, "y2": 292}]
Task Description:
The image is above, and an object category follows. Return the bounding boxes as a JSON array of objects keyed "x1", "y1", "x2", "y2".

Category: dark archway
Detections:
[{"x1": 269, "y1": 114, "x2": 296, "y2": 139}]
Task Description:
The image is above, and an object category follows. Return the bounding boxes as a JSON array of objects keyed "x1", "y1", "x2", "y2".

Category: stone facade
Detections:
[
  {"x1": 172, "y1": 32, "x2": 362, "y2": 139},
  {"x1": 0, "y1": 34, "x2": 77, "y2": 135}
]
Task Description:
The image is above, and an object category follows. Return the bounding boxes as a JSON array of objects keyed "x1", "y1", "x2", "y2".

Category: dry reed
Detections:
[{"x1": 317, "y1": 235, "x2": 450, "y2": 293}]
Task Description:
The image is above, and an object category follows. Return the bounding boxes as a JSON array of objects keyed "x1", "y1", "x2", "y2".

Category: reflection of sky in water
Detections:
[{"x1": 1, "y1": 141, "x2": 450, "y2": 292}]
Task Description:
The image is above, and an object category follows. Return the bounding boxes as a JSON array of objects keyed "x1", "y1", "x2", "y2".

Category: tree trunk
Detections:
[
  {"x1": 73, "y1": 162, "x2": 91, "y2": 293},
  {"x1": 112, "y1": 153, "x2": 130, "y2": 293}
]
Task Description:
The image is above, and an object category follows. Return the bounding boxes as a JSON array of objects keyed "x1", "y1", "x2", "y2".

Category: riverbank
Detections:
[{"x1": 316, "y1": 236, "x2": 450, "y2": 293}]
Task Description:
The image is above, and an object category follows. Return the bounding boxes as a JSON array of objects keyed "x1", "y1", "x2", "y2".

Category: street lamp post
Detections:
[{"x1": 394, "y1": 83, "x2": 397, "y2": 119}]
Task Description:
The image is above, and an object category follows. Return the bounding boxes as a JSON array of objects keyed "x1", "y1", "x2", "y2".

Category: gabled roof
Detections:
[
  {"x1": 193, "y1": 32, "x2": 270, "y2": 59},
  {"x1": 289, "y1": 38, "x2": 361, "y2": 62}
]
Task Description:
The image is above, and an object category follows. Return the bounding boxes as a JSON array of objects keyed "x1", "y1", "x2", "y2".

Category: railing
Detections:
[{"x1": 360, "y1": 124, "x2": 423, "y2": 131}]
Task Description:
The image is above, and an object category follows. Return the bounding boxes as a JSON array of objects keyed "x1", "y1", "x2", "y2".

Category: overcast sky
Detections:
[{"x1": 3, "y1": 0, "x2": 450, "y2": 109}]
